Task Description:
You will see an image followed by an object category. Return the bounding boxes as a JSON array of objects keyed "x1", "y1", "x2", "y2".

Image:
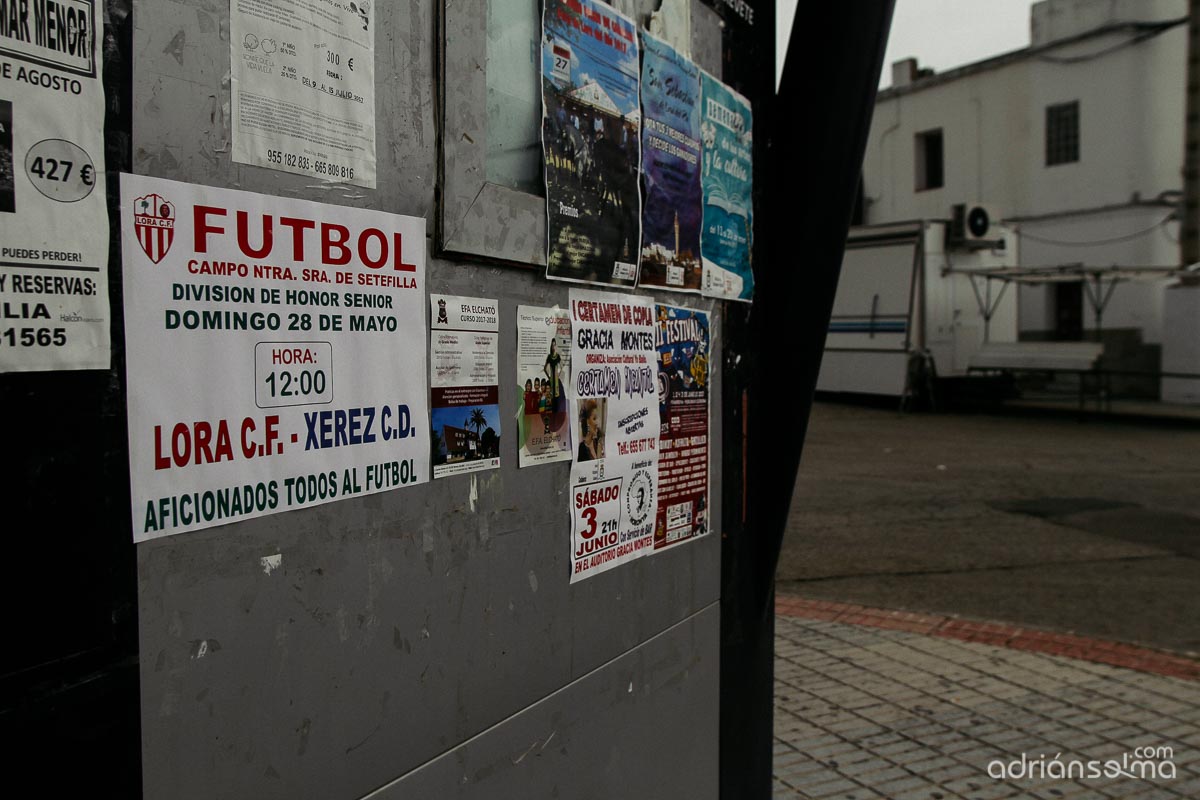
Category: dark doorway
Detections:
[{"x1": 1053, "y1": 280, "x2": 1083, "y2": 341}]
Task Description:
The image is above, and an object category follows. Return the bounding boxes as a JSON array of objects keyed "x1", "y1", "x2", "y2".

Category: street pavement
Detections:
[
  {"x1": 773, "y1": 402, "x2": 1200, "y2": 797},
  {"x1": 778, "y1": 403, "x2": 1200, "y2": 654},
  {"x1": 773, "y1": 607, "x2": 1200, "y2": 799}
]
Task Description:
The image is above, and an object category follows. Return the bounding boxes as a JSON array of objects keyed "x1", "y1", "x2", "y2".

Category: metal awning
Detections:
[
  {"x1": 945, "y1": 264, "x2": 1189, "y2": 283},
  {"x1": 942, "y1": 264, "x2": 1194, "y2": 340}
]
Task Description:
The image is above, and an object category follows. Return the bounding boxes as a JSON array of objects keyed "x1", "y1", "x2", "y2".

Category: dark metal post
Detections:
[{"x1": 720, "y1": 3, "x2": 895, "y2": 797}]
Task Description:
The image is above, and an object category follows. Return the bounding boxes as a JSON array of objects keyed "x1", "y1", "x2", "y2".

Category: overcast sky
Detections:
[{"x1": 776, "y1": 1, "x2": 1037, "y2": 89}]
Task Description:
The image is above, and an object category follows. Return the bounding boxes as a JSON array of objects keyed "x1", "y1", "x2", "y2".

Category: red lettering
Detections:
[
  {"x1": 214, "y1": 424, "x2": 233, "y2": 463},
  {"x1": 154, "y1": 425, "x2": 170, "y2": 470},
  {"x1": 358, "y1": 228, "x2": 388, "y2": 269},
  {"x1": 236, "y1": 211, "x2": 273, "y2": 259},
  {"x1": 321, "y1": 223, "x2": 352, "y2": 266},
  {"x1": 280, "y1": 216, "x2": 315, "y2": 261},
  {"x1": 393, "y1": 233, "x2": 417, "y2": 272},
  {"x1": 194, "y1": 421, "x2": 214, "y2": 465},
  {"x1": 241, "y1": 417, "x2": 257, "y2": 458},
  {"x1": 194, "y1": 206, "x2": 227, "y2": 253},
  {"x1": 172, "y1": 423, "x2": 191, "y2": 467}
]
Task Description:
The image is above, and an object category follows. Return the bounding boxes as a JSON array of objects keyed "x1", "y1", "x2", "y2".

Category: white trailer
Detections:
[{"x1": 817, "y1": 219, "x2": 1019, "y2": 400}]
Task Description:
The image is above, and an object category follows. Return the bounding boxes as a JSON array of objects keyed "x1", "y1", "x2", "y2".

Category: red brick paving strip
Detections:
[{"x1": 775, "y1": 594, "x2": 1200, "y2": 682}]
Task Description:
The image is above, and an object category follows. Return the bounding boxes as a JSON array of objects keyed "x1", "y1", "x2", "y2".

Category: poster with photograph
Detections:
[
  {"x1": 430, "y1": 295, "x2": 501, "y2": 478},
  {"x1": 637, "y1": 33, "x2": 702, "y2": 293},
  {"x1": 120, "y1": 174, "x2": 429, "y2": 541},
  {"x1": 568, "y1": 289, "x2": 658, "y2": 582},
  {"x1": 653, "y1": 304, "x2": 710, "y2": 549},
  {"x1": 517, "y1": 305, "x2": 572, "y2": 467},
  {"x1": 0, "y1": 0, "x2": 111, "y2": 371},
  {"x1": 231, "y1": 0, "x2": 376, "y2": 188},
  {"x1": 699, "y1": 71, "x2": 754, "y2": 302},
  {"x1": 542, "y1": 0, "x2": 641, "y2": 287}
]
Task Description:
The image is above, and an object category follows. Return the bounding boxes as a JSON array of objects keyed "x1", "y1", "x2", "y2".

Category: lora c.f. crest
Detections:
[{"x1": 133, "y1": 193, "x2": 176, "y2": 264}]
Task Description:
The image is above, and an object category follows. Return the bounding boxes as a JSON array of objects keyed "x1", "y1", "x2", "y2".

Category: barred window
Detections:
[{"x1": 1046, "y1": 101, "x2": 1079, "y2": 166}]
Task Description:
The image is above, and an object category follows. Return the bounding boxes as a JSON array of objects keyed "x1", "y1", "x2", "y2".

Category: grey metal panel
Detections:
[
  {"x1": 137, "y1": 259, "x2": 722, "y2": 800},
  {"x1": 133, "y1": 2, "x2": 725, "y2": 798},
  {"x1": 363, "y1": 603, "x2": 720, "y2": 800},
  {"x1": 691, "y1": 2, "x2": 724, "y2": 74},
  {"x1": 133, "y1": 0, "x2": 436, "y2": 220},
  {"x1": 438, "y1": 0, "x2": 548, "y2": 264}
]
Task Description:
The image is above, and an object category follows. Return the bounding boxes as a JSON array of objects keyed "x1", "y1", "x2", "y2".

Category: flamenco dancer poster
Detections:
[{"x1": 516, "y1": 306, "x2": 572, "y2": 467}]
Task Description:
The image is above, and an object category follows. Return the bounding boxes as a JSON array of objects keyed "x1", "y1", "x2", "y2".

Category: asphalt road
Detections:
[{"x1": 777, "y1": 402, "x2": 1200, "y2": 655}]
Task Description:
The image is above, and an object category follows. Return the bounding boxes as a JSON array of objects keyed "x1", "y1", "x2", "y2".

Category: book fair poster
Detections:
[
  {"x1": 699, "y1": 71, "x2": 754, "y2": 302},
  {"x1": 653, "y1": 305, "x2": 710, "y2": 549},
  {"x1": 231, "y1": 0, "x2": 377, "y2": 188},
  {"x1": 542, "y1": 0, "x2": 642, "y2": 287},
  {"x1": 430, "y1": 294, "x2": 502, "y2": 478},
  {"x1": 0, "y1": 0, "x2": 110, "y2": 371},
  {"x1": 120, "y1": 175, "x2": 429, "y2": 541},
  {"x1": 637, "y1": 33, "x2": 703, "y2": 293},
  {"x1": 568, "y1": 289, "x2": 659, "y2": 582},
  {"x1": 516, "y1": 305, "x2": 572, "y2": 467}
]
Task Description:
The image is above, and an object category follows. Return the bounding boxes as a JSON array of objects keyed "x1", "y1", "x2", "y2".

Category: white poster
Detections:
[
  {"x1": 516, "y1": 305, "x2": 571, "y2": 468},
  {"x1": 0, "y1": 0, "x2": 110, "y2": 371},
  {"x1": 121, "y1": 174, "x2": 428, "y2": 541},
  {"x1": 568, "y1": 289, "x2": 659, "y2": 582},
  {"x1": 430, "y1": 294, "x2": 501, "y2": 478},
  {"x1": 231, "y1": 0, "x2": 377, "y2": 188}
]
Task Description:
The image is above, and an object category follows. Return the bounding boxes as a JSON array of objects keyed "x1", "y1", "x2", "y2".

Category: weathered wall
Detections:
[{"x1": 133, "y1": 1, "x2": 726, "y2": 798}]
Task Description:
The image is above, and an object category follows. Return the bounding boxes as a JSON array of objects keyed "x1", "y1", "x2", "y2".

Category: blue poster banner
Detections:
[
  {"x1": 699, "y1": 72, "x2": 754, "y2": 302},
  {"x1": 541, "y1": 0, "x2": 642, "y2": 287},
  {"x1": 638, "y1": 33, "x2": 703, "y2": 293}
]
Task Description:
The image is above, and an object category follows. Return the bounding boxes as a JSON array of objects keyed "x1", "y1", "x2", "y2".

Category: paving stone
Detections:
[{"x1": 774, "y1": 616, "x2": 1200, "y2": 800}]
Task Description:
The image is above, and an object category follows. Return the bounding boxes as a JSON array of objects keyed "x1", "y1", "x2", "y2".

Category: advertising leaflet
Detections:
[
  {"x1": 231, "y1": 0, "x2": 376, "y2": 188},
  {"x1": 516, "y1": 305, "x2": 572, "y2": 467},
  {"x1": 0, "y1": 0, "x2": 110, "y2": 371},
  {"x1": 637, "y1": 33, "x2": 702, "y2": 293},
  {"x1": 699, "y1": 71, "x2": 754, "y2": 302},
  {"x1": 568, "y1": 289, "x2": 658, "y2": 581},
  {"x1": 121, "y1": 174, "x2": 428, "y2": 541},
  {"x1": 542, "y1": 0, "x2": 641, "y2": 287},
  {"x1": 430, "y1": 294, "x2": 501, "y2": 478},
  {"x1": 653, "y1": 304, "x2": 710, "y2": 549}
]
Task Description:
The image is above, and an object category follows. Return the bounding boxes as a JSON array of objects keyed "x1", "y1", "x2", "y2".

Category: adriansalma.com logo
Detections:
[{"x1": 987, "y1": 746, "x2": 1177, "y2": 783}]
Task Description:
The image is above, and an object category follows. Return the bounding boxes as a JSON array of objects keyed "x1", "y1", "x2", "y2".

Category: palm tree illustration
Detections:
[{"x1": 469, "y1": 408, "x2": 487, "y2": 437}]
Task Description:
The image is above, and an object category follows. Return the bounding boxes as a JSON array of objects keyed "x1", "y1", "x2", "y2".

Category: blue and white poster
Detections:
[
  {"x1": 638, "y1": 33, "x2": 703, "y2": 293},
  {"x1": 699, "y1": 71, "x2": 754, "y2": 302},
  {"x1": 542, "y1": 0, "x2": 641, "y2": 287}
]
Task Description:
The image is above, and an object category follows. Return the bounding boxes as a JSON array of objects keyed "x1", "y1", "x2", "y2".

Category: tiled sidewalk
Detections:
[{"x1": 773, "y1": 607, "x2": 1200, "y2": 799}]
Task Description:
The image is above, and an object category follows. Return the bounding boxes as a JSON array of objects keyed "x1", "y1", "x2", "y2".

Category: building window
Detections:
[
  {"x1": 914, "y1": 128, "x2": 943, "y2": 191},
  {"x1": 1046, "y1": 101, "x2": 1079, "y2": 166}
]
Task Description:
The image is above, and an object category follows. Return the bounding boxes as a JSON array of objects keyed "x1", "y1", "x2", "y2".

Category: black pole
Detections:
[{"x1": 720, "y1": 3, "x2": 895, "y2": 797}]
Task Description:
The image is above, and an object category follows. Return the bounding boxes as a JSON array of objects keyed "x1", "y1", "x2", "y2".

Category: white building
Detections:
[{"x1": 860, "y1": 0, "x2": 1191, "y2": 394}]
